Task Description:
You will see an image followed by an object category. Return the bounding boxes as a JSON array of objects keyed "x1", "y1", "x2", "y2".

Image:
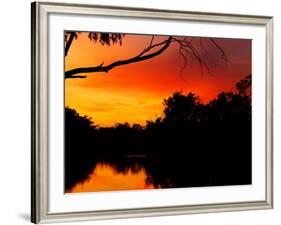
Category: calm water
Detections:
[
  {"x1": 68, "y1": 161, "x2": 156, "y2": 193},
  {"x1": 66, "y1": 149, "x2": 252, "y2": 193}
]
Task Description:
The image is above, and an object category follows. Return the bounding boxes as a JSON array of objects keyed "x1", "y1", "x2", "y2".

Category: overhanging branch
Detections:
[{"x1": 65, "y1": 36, "x2": 172, "y2": 79}]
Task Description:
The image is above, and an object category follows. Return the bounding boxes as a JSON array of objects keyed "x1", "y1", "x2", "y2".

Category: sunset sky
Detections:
[{"x1": 65, "y1": 32, "x2": 251, "y2": 127}]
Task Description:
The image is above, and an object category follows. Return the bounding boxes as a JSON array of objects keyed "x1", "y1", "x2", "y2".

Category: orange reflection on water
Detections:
[{"x1": 67, "y1": 163, "x2": 155, "y2": 193}]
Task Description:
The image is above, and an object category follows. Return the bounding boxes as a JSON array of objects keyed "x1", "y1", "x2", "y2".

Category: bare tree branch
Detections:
[
  {"x1": 64, "y1": 33, "x2": 227, "y2": 79},
  {"x1": 209, "y1": 38, "x2": 228, "y2": 63},
  {"x1": 65, "y1": 36, "x2": 172, "y2": 78},
  {"x1": 172, "y1": 37, "x2": 211, "y2": 75},
  {"x1": 199, "y1": 38, "x2": 208, "y2": 57},
  {"x1": 69, "y1": 75, "x2": 87, "y2": 79},
  {"x1": 149, "y1": 36, "x2": 155, "y2": 47},
  {"x1": 65, "y1": 32, "x2": 76, "y2": 57}
]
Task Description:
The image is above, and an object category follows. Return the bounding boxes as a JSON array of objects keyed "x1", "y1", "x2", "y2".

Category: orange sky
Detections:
[{"x1": 65, "y1": 32, "x2": 251, "y2": 127}]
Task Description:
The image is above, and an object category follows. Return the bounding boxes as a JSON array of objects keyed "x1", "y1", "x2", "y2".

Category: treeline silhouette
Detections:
[{"x1": 65, "y1": 75, "x2": 252, "y2": 191}]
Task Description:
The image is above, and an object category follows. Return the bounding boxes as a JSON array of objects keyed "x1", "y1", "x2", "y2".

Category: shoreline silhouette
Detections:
[{"x1": 65, "y1": 75, "x2": 252, "y2": 192}]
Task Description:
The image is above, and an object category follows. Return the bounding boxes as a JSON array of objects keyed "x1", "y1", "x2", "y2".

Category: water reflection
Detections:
[{"x1": 67, "y1": 162, "x2": 155, "y2": 193}]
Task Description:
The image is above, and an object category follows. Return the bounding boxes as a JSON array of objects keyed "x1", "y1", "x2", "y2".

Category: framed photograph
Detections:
[{"x1": 31, "y1": 1, "x2": 273, "y2": 223}]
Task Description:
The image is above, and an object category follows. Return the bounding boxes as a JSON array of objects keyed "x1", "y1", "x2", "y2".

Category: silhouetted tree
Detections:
[
  {"x1": 65, "y1": 107, "x2": 96, "y2": 131},
  {"x1": 65, "y1": 108, "x2": 97, "y2": 190},
  {"x1": 163, "y1": 92, "x2": 201, "y2": 124},
  {"x1": 236, "y1": 74, "x2": 252, "y2": 97}
]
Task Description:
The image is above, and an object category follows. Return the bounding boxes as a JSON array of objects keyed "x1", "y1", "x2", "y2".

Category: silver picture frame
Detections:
[{"x1": 31, "y1": 1, "x2": 273, "y2": 223}]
